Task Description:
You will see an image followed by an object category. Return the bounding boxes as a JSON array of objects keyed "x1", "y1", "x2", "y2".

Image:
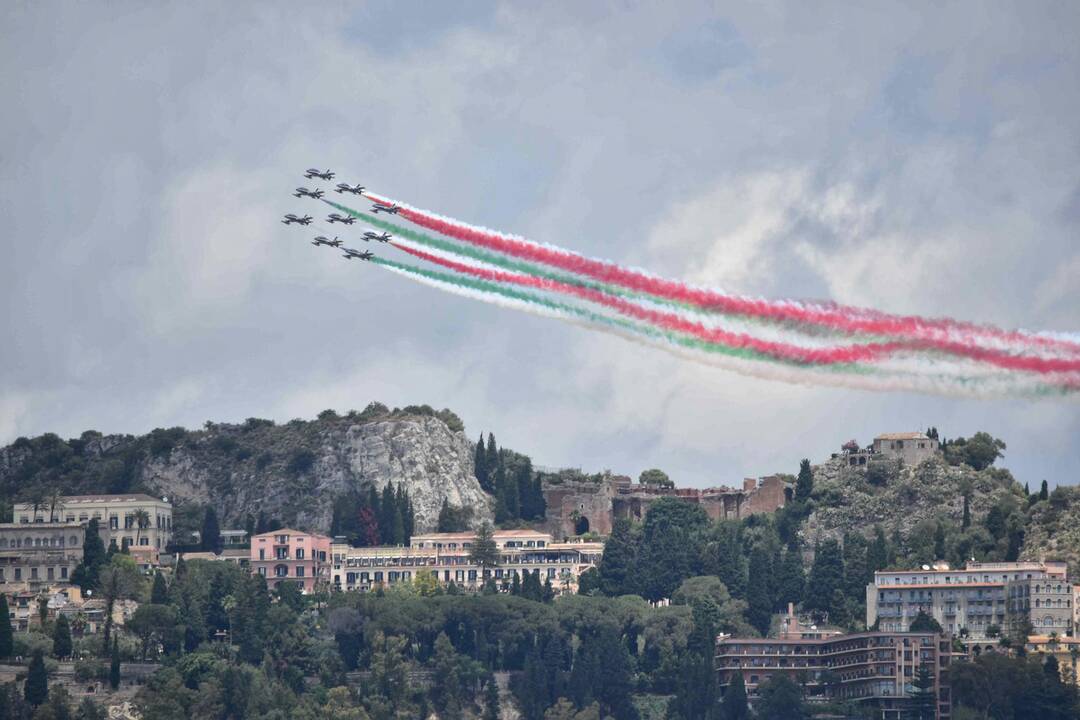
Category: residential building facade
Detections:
[
  {"x1": 330, "y1": 529, "x2": 603, "y2": 593},
  {"x1": 867, "y1": 561, "x2": 1071, "y2": 639},
  {"x1": 14, "y1": 494, "x2": 173, "y2": 561},
  {"x1": 0, "y1": 522, "x2": 85, "y2": 590},
  {"x1": 250, "y1": 529, "x2": 331, "y2": 592},
  {"x1": 716, "y1": 631, "x2": 953, "y2": 720}
]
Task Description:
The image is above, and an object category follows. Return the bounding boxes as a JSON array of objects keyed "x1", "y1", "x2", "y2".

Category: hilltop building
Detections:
[
  {"x1": 13, "y1": 493, "x2": 173, "y2": 567},
  {"x1": 872, "y1": 432, "x2": 939, "y2": 465},
  {"x1": 330, "y1": 529, "x2": 603, "y2": 593},
  {"x1": 250, "y1": 528, "x2": 331, "y2": 592},
  {"x1": 867, "y1": 560, "x2": 1072, "y2": 640}
]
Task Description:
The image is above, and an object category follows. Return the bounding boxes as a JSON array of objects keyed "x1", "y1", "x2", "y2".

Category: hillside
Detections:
[{"x1": 0, "y1": 403, "x2": 494, "y2": 534}]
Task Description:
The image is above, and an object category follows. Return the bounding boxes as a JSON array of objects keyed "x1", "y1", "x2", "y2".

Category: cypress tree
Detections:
[
  {"x1": 494, "y1": 463, "x2": 510, "y2": 524},
  {"x1": 109, "y1": 639, "x2": 120, "y2": 689},
  {"x1": 962, "y1": 494, "x2": 971, "y2": 529},
  {"x1": 776, "y1": 546, "x2": 805, "y2": 609},
  {"x1": 933, "y1": 523, "x2": 946, "y2": 560},
  {"x1": 805, "y1": 539, "x2": 845, "y2": 618},
  {"x1": 25, "y1": 649, "x2": 48, "y2": 706},
  {"x1": 746, "y1": 547, "x2": 773, "y2": 635},
  {"x1": 379, "y1": 484, "x2": 396, "y2": 545},
  {"x1": 842, "y1": 533, "x2": 870, "y2": 603},
  {"x1": 597, "y1": 519, "x2": 637, "y2": 597},
  {"x1": 200, "y1": 507, "x2": 221, "y2": 553},
  {"x1": 0, "y1": 594, "x2": 12, "y2": 658},
  {"x1": 150, "y1": 571, "x2": 168, "y2": 605},
  {"x1": 795, "y1": 459, "x2": 813, "y2": 500},
  {"x1": 1040, "y1": 480, "x2": 1049, "y2": 501},
  {"x1": 867, "y1": 526, "x2": 889, "y2": 574},
  {"x1": 483, "y1": 672, "x2": 500, "y2": 720},
  {"x1": 722, "y1": 672, "x2": 749, "y2": 720},
  {"x1": 474, "y1": 434, "x2": 489, "y2": 492},
  {"x1": 52, "y1": 614, "x2": 73, "y2": 659},
  {"x1": 485, "y1": 433, "x2": 499, "y2": 481}
]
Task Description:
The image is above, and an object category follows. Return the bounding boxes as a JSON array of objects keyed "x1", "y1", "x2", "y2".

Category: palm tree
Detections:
[
  {"x1": 26, "y1": 486, "x2": 48, "y2": 521},
  {"x1": 46, "y1": 489, "x2": 66, "y2": 523},
  {"x1": 222, "y1": 594, "x2": 237, "y2": 644},
  {"x1": 133, "y1": 509, "x2": 151, "y2": 548}
]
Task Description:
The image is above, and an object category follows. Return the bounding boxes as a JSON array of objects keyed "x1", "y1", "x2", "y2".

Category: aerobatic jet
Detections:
[
  {"x1": 304, "y1": 168, "x2": 335, "y2": 180},
  {"x1": 293, "y1": 187, "x2": 324, "y2": 199},
  {"x1": 311, "y1": 235, "x2": 343, "y2": 247},
  {"x1": 327, "y1": 213, "x2": 356, "y2": 225},
  {"x1": 371, "y1": 202, "x2": 400, "y2": 215},
  {"x1": 342, "y1": 248, "x2": 375, "y2": 261},
  {"x1": 361, "y1": 231, "x2": 392, "y2": 243},
  {"x1": 282, "y1": 214, "x2": 313, "y2": 225},
  {"x1": 335, "y1": 183, "x2": 366, "y2": 195}
]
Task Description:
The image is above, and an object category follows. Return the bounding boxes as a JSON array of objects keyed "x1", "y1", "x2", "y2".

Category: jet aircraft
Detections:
[
  {"x1": 304, "y1": 168, "x2": 335, "y2": 180},
  {"x1": 361, "y1": 231, "x2": 392, "y2": 243},
  {"x1": 371, "y1": 202, "x2": 400, "y2": 215},
  {"x1": 343, "y1": 248, "x2": 375, "y2": 261},
  {"x1": 327, "y1": 213, "x2": 356, "y2": 225},
  {"x1": 293, "y1": 187, "x2": 324, "y2": 199},
  {"x1": 282, "y1": 214, "x2": 313, "y2": 225},
  {"x1": 335, "y1": 183, "x2": 366, "y2": 195},
  {"x1": 311, "y1": 235, "x2": 343, "y2": 247}
]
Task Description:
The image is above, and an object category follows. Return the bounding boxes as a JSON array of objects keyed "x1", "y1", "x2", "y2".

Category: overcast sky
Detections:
[{"x1": 3, "y1": 2, "x2": 1079, "y2": 489}]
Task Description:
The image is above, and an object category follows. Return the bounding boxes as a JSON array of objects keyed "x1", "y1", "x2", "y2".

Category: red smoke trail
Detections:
[
  {"x1": 391, "y1": 240, "x2": 1080, "y2": 377},
  {"x1": 367, "y1": 192, "x2": 1080, "y2": 361}
]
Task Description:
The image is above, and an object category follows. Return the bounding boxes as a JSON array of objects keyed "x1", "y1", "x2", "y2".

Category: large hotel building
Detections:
[
  {"x1": 866, "y1": 560, "x2": 1072, "y2": 640},
  {"x1": 330, "y1": 529, "x2": 603, "y2": 593}
]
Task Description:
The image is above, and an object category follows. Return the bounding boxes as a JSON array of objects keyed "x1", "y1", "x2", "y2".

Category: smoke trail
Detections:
[
  {"x1": 360, "y1": 191, "x2": 1080, "y2": 359},
  {"x1": 365, "y1": 256, "x2": 1078, "y2": 398}
]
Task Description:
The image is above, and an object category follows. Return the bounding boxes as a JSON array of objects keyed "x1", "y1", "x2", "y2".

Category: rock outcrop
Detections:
[
  {"x1": 802, "y1": 454, "x2": 1020, "y2": 543},
  {"x1": 1, "y1": 407, "x2": 494, "y2": 534}
]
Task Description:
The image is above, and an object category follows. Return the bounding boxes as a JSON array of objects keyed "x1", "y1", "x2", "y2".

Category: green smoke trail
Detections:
[{"x1": 368, "y1": 254, "x2": 873, "y2": 374}]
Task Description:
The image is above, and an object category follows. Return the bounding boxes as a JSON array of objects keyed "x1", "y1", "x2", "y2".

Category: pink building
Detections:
[{"x1": 250, "y1": 528, "x2": 331, "y2": 593}]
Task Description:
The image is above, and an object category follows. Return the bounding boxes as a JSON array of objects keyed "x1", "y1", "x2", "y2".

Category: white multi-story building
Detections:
[
  {"x1": 867, "y1": 560, "x2": 1071, "y2": 640},
  {"x1": 330, "y1": 529, "x2": 603, "y2": 593},
  {"x1": 14, "y1": 494, "x2": 173, "y2": 568}
]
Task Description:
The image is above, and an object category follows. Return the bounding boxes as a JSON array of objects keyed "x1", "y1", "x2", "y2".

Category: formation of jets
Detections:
[
  {"x1": 284, "y1": 169, "x2": 377, "y2": 261},
  {"x1": 371, "y1": 202, "x2": 400, "y2": 215}
]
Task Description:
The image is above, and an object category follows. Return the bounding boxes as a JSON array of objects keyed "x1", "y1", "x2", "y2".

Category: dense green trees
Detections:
[
  {"x1": 0, "y1": 594, "x2": 11, "y2": 658},
  {"x1": 329, "y1": 484, "x2": 415, "y2": 547},
  {"x1": 596, "y1": 519, "x2": 637, "y2": 596},
  {"x1": 52, "y1": 615, "x2": 72, "y2": 659},
  {"x1": 949, "y1": 653, "x2": 1079, "y2": 720},
  {"x1": 25, "y1": 649, "x2": 48, "y2": 706},
  {"x1": 474, "y1": 433, "x2": 545, "y2": 524}
]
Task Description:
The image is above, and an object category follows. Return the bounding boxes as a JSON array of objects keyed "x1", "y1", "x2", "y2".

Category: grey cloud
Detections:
[{"x1": 1, "y1": 1, "x2": 1078, "y2": 489}]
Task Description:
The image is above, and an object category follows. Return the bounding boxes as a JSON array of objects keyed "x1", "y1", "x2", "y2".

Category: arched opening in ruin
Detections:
[{"x1": 574, "y1": 515, "x2": 590, "y2": 535}]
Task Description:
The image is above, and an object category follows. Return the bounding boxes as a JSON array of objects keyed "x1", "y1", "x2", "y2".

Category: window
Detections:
[
  {"x1": 14, "y1": 569, "x2": 21, "y2": 580},
  {"x1": 61, "y1": 567, "x2": 68, "y2": 579},
  {"x1": 47, "y1": 568, "x2": 54, "y2": 581},
  {"x1": 31, "y1": 568, "x2": 38, "y2": 580},
  {"x1": 109, "y1": 517, "x2": 118, "y2": 530},
  {"x1": 259, "y1": 549, "x2": 266, "y2": 560},
  {"x1": 139, "y1": 538, "x2": 148, "y2": 546},
  {"x1": 274, "y1": 565, "x2": 289, "y2": 578},
  {"x1": 296, "y1": 566, "x2": 305, "y2": 578},
  {"x1": 296, "y1": 548, "x2": 305, "y2": 560},
  {"x1": 70, "y1": 536, "x2": 79, "y2": 546}
]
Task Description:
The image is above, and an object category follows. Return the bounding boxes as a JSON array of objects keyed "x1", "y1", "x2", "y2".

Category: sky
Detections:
[{"x1": 2, "y1": 2, "x2": 1079, "y2": 489}]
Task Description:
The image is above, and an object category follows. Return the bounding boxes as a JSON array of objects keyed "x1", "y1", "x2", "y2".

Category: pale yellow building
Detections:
[
  {"x1": 1027, "y1": 635, "x2": 1080, "y2": 683},
  {"x1": 15, "y1": 494, "x2": 173, "y2": 565},
  {"x1": 331, "y1": 528, "x2": 603, "y2": 593}
]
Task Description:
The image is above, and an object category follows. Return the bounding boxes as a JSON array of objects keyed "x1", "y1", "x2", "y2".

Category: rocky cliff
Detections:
[
  {"x1": 802, "y1": 454, "x2": 1020, "y2": 542},
  {"x1": 0, "y1": 405, "x2": 494, "y2": 534}
]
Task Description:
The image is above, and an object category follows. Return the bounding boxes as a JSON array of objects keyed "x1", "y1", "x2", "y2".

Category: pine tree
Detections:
[
  {"x1": 0, "y1": 594, "x2": 12, "y2": 658},
  {"x1": 25, "y1": 649, "x2": 48, "y2": 706},
  {"x1": 109, "y1": 639, "x2": 120, "y2": 690},
  {"x1": 52, "y1": 614, "x2": 73, "y2": 659},
  {"x1": 597, "y1": 519, "x2": 637, "y2": 597},
  {"x1": 150, "y1": 571, "x2": 168, "y2": 604},
  {"x1": 746, "y1": 547, "x2": 773, "y2": 635},
  {"x1": 907, "y1": 665, "x2": 936, "y2": 720},
  {"x1": 469, "y1": 522, "x2": 499, "y2": 580},
  {"x1": 200, "y1": 507, "x2": 221, "y2": 553},
  {"x1": 795, "y1": 459, "x2": 813, "y2": 500}
]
